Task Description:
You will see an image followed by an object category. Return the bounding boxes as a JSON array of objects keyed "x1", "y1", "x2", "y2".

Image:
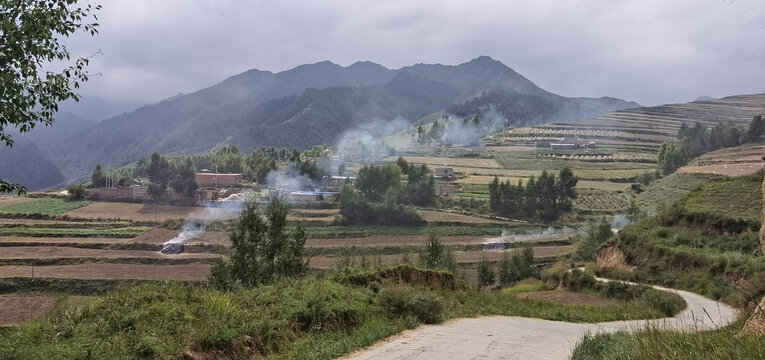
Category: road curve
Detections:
[{"x1": 342, "y1": 279, "x2": 737, "y2": 360}]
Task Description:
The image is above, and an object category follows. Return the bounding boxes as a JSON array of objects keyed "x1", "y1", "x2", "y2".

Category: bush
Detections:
[
  {"x1": 637, "y1": 288, "x2": 686, "y2": 317},
  {"x1": 67, "y1": 184, "x2": 86, "y2": 200},
  {"x1": 380, "y1": 285, "x2": 444, "y2": 324},
  {"x1": 561, "y1": 270, "x2": 598, "y2": 292}
]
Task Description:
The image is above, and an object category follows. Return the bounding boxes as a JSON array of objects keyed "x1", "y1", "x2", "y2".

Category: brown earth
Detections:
[
  {"x1": 0, "y1": 196, "x2": 34, "y2": 208},
  {"x1": 131, "y1": 228, "x2": 231, "y2": 246},
  {"x1": 0, "y1": 264, "x2": 210, "y2": 281},
  {"x1": 306, "y1": 235, "x2": 494, "y2": 248},
  {"x1": 0, "y1": 246, "x2": 221, "y2": 260},
  {"x1": 596, "y1": 243, "x2": 635, "y2": 272},
  {"x1": 0, "y1": 296, "x2": 57, "y2": 327},
  {"x1": 516, "y1": 290, "x2": 617, "y2": 306},
  {"x1": 66, "y1": 202, "x2": 203, "y2": 222}
]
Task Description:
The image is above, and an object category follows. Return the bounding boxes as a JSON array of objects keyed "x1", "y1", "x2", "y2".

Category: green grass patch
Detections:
[
  {"x1": 0, "y1": 226, "x2": 149, "y2": 238},
  {"x1": 683, "y1": 170, "x2": 763, "y2": 222},
  {"x1": 572, "y1": 318, "x2": 765, "y2": 360},
  {"x1": 636, "y1": 172, "x2": 725, "y2": 215},
  {"x1": 301, "y1": 225, "x2": 532, "y2": 238},
  {"x1": 502, "y1": 280, "x2": 548, "y2": 294},
  {"x1": 0, "y1": 198, "x2": 91, "y2": 215}
]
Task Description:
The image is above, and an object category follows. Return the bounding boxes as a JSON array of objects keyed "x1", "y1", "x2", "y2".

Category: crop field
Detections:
[
  {"x1": 636, "y1": 172, "x2": 726, "y2": 214},
  {"x1": 0, "y1": 198, "x2": 91, "y2": 215},
  {"x1": 0, "y1": 264, "x2": 211, "y2": 281},
  {"x1": 390, "y1": 156, "x2": 503, "y2": 169},
  {"x1": 0, "y1": 226, "x2": 149, "y2": 238},
  {"x1": 65, "y1": 202, "x2": 203, "y2": 222},
  {"x1": 682, "y1": 171, "x2": 763, "y2": 221},
  {"x1": 573, "y1": 189, "x2": 630, "y2": 212}
]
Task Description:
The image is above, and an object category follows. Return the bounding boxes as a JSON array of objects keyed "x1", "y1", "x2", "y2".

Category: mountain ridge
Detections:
[{"x1": 40, "y1": 56, "x2": 639, "y2": 180}]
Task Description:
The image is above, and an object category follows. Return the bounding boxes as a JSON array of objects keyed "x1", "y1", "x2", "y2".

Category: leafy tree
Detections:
[
  {"x1": 477, "y1": 258, "x2": 495, "y2": 289},
  {"x1": 626, "y1": 198, "x2": 644, "y2": 223},
  {"x1": 244, "y1": 149, "x2": 276, "y2": 183},
  {"x1": 0, "y1": 1, "x2": 100, "y2": 194},
  {"x1": 169, "y1": 158, "x2": 198, "y2": 198},
  {"x1": 574, "y1": 218, "x2": 613, "y2": 261},
  {"x1": 67, "y1": 183, "x2": 85, "y2": 200},
  {"x1": 90, "y1": 164, "x2": 106, "y2": 188},
  {"x1": 209, "y1": 197, "x2": 307, "y2": 289},
  {"x1": 337, "y1": 162, "x2": 347, "y2": 177},
  {"x1": 657, "y1": 142, "x2": 689, "y2": 175},
  {"x1": 147, "y1": 152, "x2": 171, "y2": 200},
  {"x1": 498, "y1": 252, "x2": 515, "y2": 286},
  {"x1": 748, "y1": 115, "x2": 765, "y2": 142},
  {"x1": 418, "y1": 232, "x2": 457, "y2": 273},
  {"x1": 355, "y1": 164, "x2": 401, "y2": 202}
]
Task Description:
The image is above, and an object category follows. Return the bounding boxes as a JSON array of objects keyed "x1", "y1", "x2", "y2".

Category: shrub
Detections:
[
  {"x1": 67, "y1": 184, "x2": 86, "y2": 200},
  {"x1": 561, "y1": 270, "x2": 598, "y2": 292},
  {"x1": 380, "y1": 285, "x2": 444, "y2": 324}
]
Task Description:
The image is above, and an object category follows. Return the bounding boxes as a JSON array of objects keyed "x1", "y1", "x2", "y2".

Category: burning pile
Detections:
[{"x1": 481, "y1": 227, "x2": 572, "y2": 251}]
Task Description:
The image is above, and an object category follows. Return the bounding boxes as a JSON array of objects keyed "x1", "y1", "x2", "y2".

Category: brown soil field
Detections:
[
  {"x1": 0, "y1": 264, "x2": 210, "y2": 281},
  {"x1": 0, "y1": 296, "x2": 57, "y2": 326},
  {"x1": 132, "y1": 228, "x2": 231, "y2": 246},
  {"x1": 0, "y1": 196, "x2": 34, "y2": 208},
  {"x1": 66, "y1": 202, "x2": 203, "y2": 222},
  {"x1": 0, "y1": 246, "x2": 221, "y2": 260},
  {"x1": 418, "y1": 210, "x2": 509, "y2": 224},
  {"x1": 307, "y1": 246, "x2": 572, "y2": 269},
  {"x1": 516, "y1": 290, "x2": 617, "y2": 306},
  {"x1": 678, "y1": 162, "x2": 763, "y2": 176}
]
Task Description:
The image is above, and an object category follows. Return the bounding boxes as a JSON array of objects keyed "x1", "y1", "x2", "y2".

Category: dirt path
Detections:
[{"x1": 343, "y1": 280, "x2": 737, "y2": 360}]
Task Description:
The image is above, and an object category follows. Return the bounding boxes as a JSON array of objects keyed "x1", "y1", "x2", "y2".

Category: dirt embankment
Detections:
[{"x1": 596, "y1": 243, "x2": 635, "y2": 272}]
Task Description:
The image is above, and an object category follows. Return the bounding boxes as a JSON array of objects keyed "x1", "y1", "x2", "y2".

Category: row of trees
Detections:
[
  {"x1": 339, "y1": 159, "x2": 436, "y2": 225},
  {"x1": 659, "y1": 116, "x2": 765, "y2": 174},
  {"x1": 488, "y1": 168, "x2": 578, "y2": 222},
  {"x1": 477, "y1": 247, "x2": 537, "y2": 290}
]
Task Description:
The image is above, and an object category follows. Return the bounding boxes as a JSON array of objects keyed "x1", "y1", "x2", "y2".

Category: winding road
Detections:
[{"x1": 343, "y1": 279, "x2": 737, "y2": 360}]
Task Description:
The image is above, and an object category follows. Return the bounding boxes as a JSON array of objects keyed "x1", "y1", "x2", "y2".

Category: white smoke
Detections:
[
  {"x1": 485, "y1": 226, "x2": 574, "y2": 245},
  {"x1": 442, "y1": 110, "x2": 508, "y2": 146},
  {"x1": 162, "y1": 196, "x2": 248, "y2": 247},
  {"x1": 335, "y1": 117, "x2": 409, "y2": 164}
]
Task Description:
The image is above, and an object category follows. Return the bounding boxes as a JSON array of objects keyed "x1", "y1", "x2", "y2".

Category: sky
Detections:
[{"x1": 65, "y1": 0, "x2": 765, "y2": 118}]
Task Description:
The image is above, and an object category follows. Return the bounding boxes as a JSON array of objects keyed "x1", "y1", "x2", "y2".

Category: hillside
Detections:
[
  {"x1": 45, "y1": 56, "x2": 637, "y2": 180},
  {"x1": 0, "y1": 138, "x2": 65, "y2": 191}
]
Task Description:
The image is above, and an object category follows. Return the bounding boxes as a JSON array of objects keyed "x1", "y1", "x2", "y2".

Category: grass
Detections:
[
  {"x1": 0, "y1": 226, "x2": 149, "y2": 238},
  {"x1": 636, "y1": 172, "x2": 725, "y2": 215},
  {"x1": 0, "y1": 266, "x2": 691, "y2": 360},
  {"x1": 683, "y1": 170, "x2": 762, "y2": 222},
  {"x1": 300, "y1": 224, "x2": 532, "y2": 238},
  {"x1": 572, "y1": 318, "x2": 765, "y2": 360},
  {"x1": 502, "y1": 279, "x2": 548, "y2": 294},
  {"x1": 0, "y1": 198, "x2": 91, "y2": 215}
]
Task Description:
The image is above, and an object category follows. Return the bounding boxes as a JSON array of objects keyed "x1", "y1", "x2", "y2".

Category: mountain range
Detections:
[{"x1": 4, "y1": 56, "x2": 641, "y2": 189}]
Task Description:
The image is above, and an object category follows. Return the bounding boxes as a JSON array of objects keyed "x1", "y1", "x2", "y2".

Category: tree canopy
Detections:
[{"x1": 1, "y1": 0, "x2": 100, "y2": 194}]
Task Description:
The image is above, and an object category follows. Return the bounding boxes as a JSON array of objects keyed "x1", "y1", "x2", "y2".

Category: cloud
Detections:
[{"x1": 66, "y1": 0, "x2": 765, "y2": 108}]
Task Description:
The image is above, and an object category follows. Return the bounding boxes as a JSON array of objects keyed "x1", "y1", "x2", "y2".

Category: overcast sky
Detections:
[{"x1": 66, "y1": 0, "x2": 765, "y2": 114}]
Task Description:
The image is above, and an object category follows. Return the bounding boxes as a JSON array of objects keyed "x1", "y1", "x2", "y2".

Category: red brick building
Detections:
[{"x1": 195, "y1": 173, "x2": 243, "y2": 187}]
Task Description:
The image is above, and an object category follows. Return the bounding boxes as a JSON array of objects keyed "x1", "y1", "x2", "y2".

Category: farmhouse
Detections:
[
  {"x1": 288, "y1": 191, "x2": 341, "y2": 207},
  {"x1": 434, "y1": 167, "x2": 454, "y2": 179},
  {"x1": 195, "y1": 173, "x2": 243, "y2": 187},
  {"x1": 550, "y1": 136, "x2": 579, "y2": 150}
]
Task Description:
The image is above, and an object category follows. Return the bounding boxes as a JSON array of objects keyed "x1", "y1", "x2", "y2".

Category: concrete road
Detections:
[{"x1": 343, "y1": 280, "x2": 737, "y2": 360}]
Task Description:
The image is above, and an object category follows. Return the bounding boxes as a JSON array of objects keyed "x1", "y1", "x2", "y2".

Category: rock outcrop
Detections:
[{"x1": 595, "y1": 243, "x2": 635, "y2": 272}]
